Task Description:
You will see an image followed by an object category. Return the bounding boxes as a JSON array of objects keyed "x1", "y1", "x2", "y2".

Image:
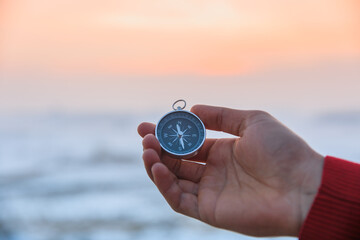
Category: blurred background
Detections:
[{"x1": 0, "y1": 1, "x2": 359, "y2": 239}]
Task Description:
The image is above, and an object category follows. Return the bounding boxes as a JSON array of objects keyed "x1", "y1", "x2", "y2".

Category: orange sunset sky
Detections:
[{"x1": 0, "y1": 0, "x2": 360, "y2": 113}]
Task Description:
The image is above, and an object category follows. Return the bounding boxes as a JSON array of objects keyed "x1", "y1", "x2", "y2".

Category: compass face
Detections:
[{"x1": 156, "y1": 110, "x2": 206, "y2": 159}]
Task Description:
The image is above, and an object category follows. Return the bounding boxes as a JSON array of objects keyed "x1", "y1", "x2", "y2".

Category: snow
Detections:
[{"x1": 0, "y1": 111, "x2": 359, "y2": 240}]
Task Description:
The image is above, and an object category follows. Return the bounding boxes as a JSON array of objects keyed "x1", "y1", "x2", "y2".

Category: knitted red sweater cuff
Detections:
[{"x1": 299, "y1": 156, "x2": 360, "y2": 239}]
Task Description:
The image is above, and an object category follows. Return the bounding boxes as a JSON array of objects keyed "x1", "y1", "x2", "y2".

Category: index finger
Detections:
[{"x1": 138, "y1": 122, "x2": 155, "y2": 138}]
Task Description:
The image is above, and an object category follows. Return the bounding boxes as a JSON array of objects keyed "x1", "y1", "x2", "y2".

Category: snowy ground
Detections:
[{"x1": 0, "y1": 110, "x2": 359, "y2": 240}]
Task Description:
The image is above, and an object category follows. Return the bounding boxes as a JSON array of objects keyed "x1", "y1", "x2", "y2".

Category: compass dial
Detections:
[{"x1": 156, "y1": 110, "x2": 206, "y2": 159}]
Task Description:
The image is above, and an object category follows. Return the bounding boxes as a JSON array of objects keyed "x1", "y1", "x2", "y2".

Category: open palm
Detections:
[{"x1": 138, "y1": 105, "x2": 323, "y2": 237}]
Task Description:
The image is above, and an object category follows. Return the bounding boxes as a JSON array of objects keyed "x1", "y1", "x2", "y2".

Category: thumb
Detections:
[{"x1": 191, "y1": 105, "x2": 255, "y2": 136}]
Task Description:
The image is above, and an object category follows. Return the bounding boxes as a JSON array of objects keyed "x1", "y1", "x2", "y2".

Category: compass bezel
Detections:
[{"x1": 155, "y1": 109, "x2": 206, "y2": 159}]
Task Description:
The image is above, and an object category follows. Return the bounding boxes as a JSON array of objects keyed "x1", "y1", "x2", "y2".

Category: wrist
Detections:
[
  {"x1": 299, "y1": 156, "x2": 360, "y2": 239},
  {"x1": 298, "y1": 152, "x2": 324, "y2": 234}
]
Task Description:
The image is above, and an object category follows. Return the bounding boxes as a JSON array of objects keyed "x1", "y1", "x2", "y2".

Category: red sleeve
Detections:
[{"x1": 299, "y1": 156, "x2": 360, "y2": 239}]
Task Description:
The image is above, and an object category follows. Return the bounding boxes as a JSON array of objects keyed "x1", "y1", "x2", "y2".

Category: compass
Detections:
[{"x1": 155, "y1": 100, "x2": 206, "y2": 159}]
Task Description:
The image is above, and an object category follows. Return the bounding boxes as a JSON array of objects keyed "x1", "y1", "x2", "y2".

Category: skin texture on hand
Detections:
[{"x1": 138, "y1": 105, "x2": 324, "y2": 237}]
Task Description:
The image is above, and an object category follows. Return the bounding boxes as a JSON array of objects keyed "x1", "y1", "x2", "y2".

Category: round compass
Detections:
[{"x1": 155, "y1": 100, "x2": 206, "y2": 159}]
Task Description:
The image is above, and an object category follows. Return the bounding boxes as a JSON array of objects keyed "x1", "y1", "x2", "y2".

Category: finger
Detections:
[
  {"x1": 142, "y1": 132, "x2": 217, "y2": 163},
  {"x1": 138, "y1": 122, "x2": 155, "y2": 138},
  {"x1": 142, "y1": 148, "x2": 161, "y2": 181},
  {"x1": 152, "y1": 162, "x2": 200, "y2": 219},
  {"x1": 191, "y1": 105, "x2": 253, "y2": 136},
  {"x1": 144, "y1": 151, "x2": 200, "y2": 195},
  {"x1": 139, "y1": 122, "x2": 217, "y2": 162},
  {"x1": 142, "y1": 134, "x2": 161, "y2": 156},
  {"x1": 143, "y1": 145, "x2": 205, "y2": 183},
  {"x1": 178, "y1": 179, "x2": 199, "y2": 196},
  {"x1": 188, "y1": 138, "x2": 217, "y2": 162},
  {"x1": 162, "y1": 156, "x2": 205, "y2": 183},
  {"x1": 142, "y1": 133, "x2": 206, "y2": 182}
]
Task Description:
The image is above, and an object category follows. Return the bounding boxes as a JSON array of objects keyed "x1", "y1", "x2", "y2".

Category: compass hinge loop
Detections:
[{"x1": 172, "y1": 99, "x2": 186, "y2": 111}]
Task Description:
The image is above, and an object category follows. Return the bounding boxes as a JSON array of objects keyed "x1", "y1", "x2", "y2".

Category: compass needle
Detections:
[
  {"x1": 176, "y1": 124, "x2": 182, "y2": 134},
  {"x1": 155, "y1": 100, "x2": 206, "y2": 159},
  {"x1": 180, "y1": 137, "x2": 185, "y2": 149}
]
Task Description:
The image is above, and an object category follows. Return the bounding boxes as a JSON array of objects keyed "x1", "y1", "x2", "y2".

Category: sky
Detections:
[{"x1": 0, "y1": 0, "x2": 359, "y2": 113}]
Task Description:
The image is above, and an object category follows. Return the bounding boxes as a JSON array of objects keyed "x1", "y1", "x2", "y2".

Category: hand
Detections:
[{"x1": 138, "y1": 105, "x2": 324, "y2": 237}]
